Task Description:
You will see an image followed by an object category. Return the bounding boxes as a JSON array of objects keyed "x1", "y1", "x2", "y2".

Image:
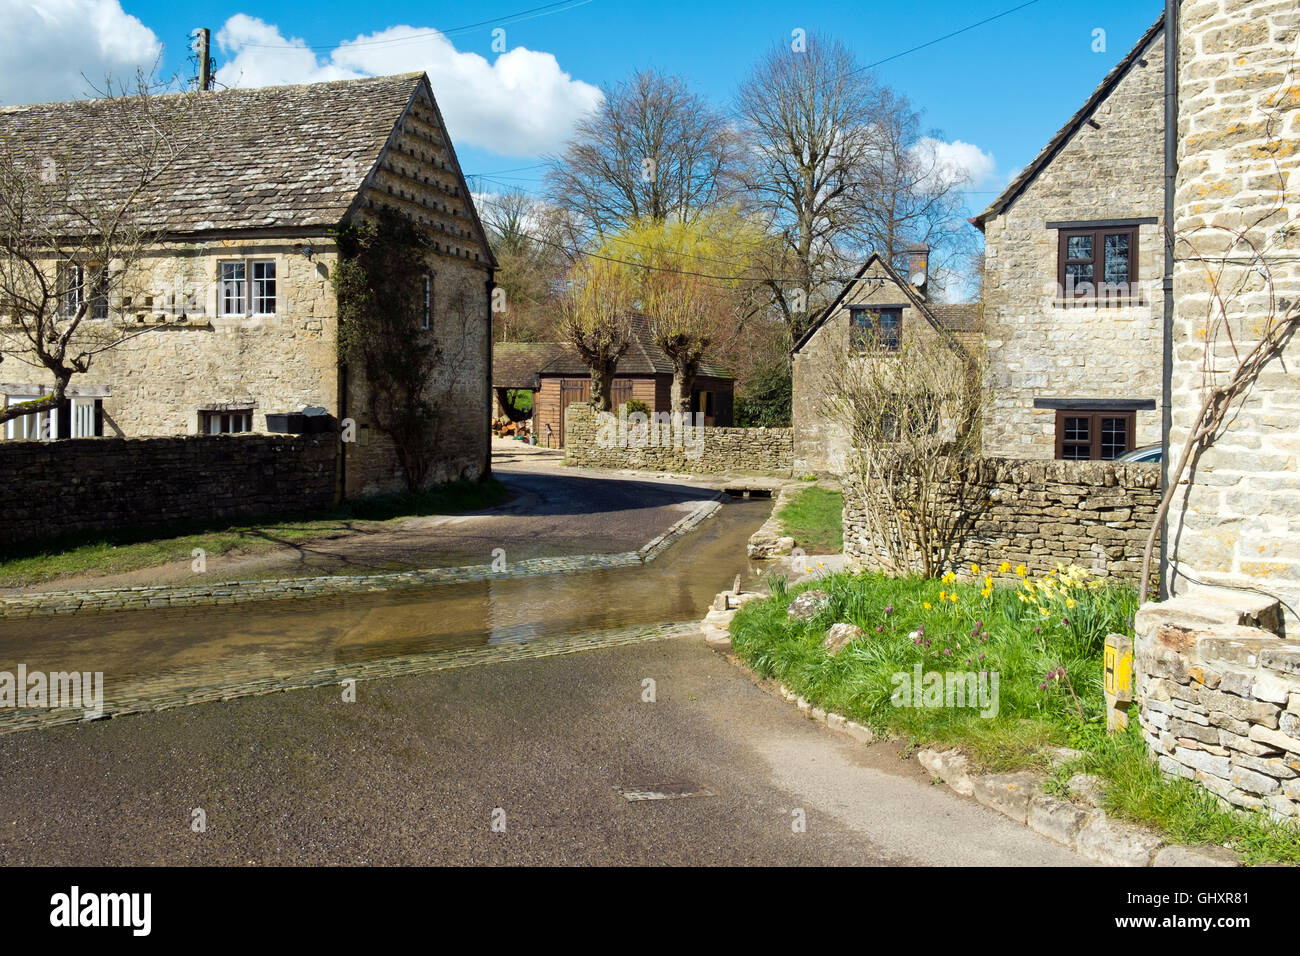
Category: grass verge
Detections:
[
  {"x1": 0, "y1": 477, "x2": 508, "y2": 589},
  {"x1": 776, "y1": 486, "x2": 843, "y2": 553},
  {"x1": 729, "y1": 566, "x2": 1300, "y2": 865}
]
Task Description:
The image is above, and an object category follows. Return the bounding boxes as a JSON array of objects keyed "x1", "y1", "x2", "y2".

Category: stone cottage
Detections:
[
  {"x1": 973, "y1": 18, "x2": 1167, "y2": 462},
  {"x1": 0, "y1": 72, "x2": 495, "y2": 496},
  {"x1": 790, "y1": 247, "x2": 982, "y2": 475}
]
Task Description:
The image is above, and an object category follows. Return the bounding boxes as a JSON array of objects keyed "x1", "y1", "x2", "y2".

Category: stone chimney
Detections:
[{"x1": 905, "y1": 243, "x2": 930, "y2": 298}]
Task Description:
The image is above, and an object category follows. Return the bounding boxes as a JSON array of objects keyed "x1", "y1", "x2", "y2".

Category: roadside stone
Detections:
[
  {"x1": 1027, "y1": 793, "x2": 1092, "y2": 847},
  {"x1": 787, "y1": 589, "x2": 831, "y2": 622},
  {"x1": 810, "y1": 706, "x2": 828, "y2": 722},
  {"x1": 1075, "y1": 811, "x2": 1164, "y2": 866},
  {"x1": 826, "y1": 712, "x2": 847, "y2": 731},
  {"x1": 822, "y1": 623, "x2": 863, "y2": 657},
  {"x1": 972, "y1": 771, "x2": 1042, "y2": 825},
  {"x1": 1067, "y1": 773, "x2": 1108, "y2": 806},
  {"x1": 843, "y1": 720, "x2": 874, "y2": 744},
  {"x1": 1151, "y1": 845, "x2": 1240, "y2": 867},
  {"x1": 917, "y1": 747, "x2": 975, "y2": 796}
]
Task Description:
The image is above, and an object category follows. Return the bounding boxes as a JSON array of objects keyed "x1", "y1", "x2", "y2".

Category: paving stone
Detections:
[{"x1": 972, "y1": 771, "x2": 1042, "y2": 825}]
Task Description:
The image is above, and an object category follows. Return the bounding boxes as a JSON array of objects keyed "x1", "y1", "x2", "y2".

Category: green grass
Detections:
[
  {"x1": 730, "y1": 567, "x2": 1300, "y2": 864},
  {"x1": 776, "y1": 486, "x2": 843, "y2": 553},
  {"x1": 0, "y1": 478, "x2": 508, "y2": 589}
]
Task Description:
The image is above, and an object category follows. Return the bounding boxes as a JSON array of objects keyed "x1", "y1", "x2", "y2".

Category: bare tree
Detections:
[
  {"x1": 555, "y1": 255, "x2": 634, "y2": 412},
  {"x1": 545, "y1": 70, "x2": 741, "y2": 238},
  {"x1": 0, "y1": 72, "x2": 210, "y2": 430},
  {"x1": 477, "y1": 189, "x2": 570, "y2": 342},
  {"x1": 822, "y1": 326, "x2": 986, "y2": 576},
  {"x1": 735, "y1": 34, "x2": 884, "y2": 335}
]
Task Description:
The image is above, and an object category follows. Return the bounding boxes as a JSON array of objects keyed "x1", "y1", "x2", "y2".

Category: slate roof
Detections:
[
  {"x1": 972, "y1": 17, "x2": 1164, "y2": 230},
  {"x1": 791, "y1": 252, "x2": 983, "y2": 354},
  {"x1": 493, "y1": 313, "x2": 733, "y2": 385},
  {"x1": 0, "y1": 73, "x2": 428, "y2": 235}
]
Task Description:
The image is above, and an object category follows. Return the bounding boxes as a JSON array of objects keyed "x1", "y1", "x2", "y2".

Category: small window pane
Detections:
[
  {"x1": 1066, "y1": 235, "x2": 1093, "y2": 260},
  {"x1": 1104, "y1": 233, "x2": 1131, "y2": 286},
  {"x1": 1061, "y1": 444, "x2": 1091, "y2": 460},
  {"x1": 252, "y1": 261, "x2": 276, "y2": 315},
  {"x1": 1064, "y1": 416, "x2": 1090, "y2": 443},
  {"x1": 1100, "y1": 416, "x2": 1128, "y2": 459}
]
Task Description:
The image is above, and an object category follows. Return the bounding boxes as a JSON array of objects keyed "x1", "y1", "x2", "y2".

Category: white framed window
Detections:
[
  {"x1": 252, "y1": 261, "x2": 277, "y2": 315},
  {"x1": 219, "y1": 262, "x2": 246, "y2": 316},
  {"x1": 59, "y1": 263, "x2": 108, "y2": 319},
  {"x1": 201, "y1": 409, "x2": 254, "y2": 434},
  {"x1": 218, "y1": 259, "x2": 276, "y2": 316},
  {"x1": 422, "y1": 274, "x2": 432, "y2": 330}
]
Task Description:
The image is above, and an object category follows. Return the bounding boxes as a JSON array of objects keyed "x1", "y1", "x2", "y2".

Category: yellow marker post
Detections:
[{"x1": 1104, "y1": 633, "x2": 1133, "y2": 732}]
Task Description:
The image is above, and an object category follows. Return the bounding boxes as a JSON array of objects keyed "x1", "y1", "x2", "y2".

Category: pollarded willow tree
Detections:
[
  {"x1": 821, "y1": 322, "x2": 987, "y2": 577},
  {"x1": 555, "y1": 254, "x2": 634, "y2": 413},
  {"x1": 0, "y1": 72, "x2": 211, "y2": 429}
]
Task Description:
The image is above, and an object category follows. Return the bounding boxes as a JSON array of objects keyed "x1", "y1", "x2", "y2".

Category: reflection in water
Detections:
[{"x1": 0, "y1": 500, "x2": 769, "y2": 706}]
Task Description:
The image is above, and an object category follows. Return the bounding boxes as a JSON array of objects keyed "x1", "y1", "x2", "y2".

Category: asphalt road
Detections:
[{"x1": 0, "y1": 633, "x2": 1084, "y2": 866}]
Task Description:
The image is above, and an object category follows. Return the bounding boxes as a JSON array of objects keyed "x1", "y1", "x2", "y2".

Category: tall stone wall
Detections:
[
  {"x1": 564, "y1": 402, "x2": 792, "y2": 476},
  {"x1": 0, "y1": 435, "x2": 337, "y2": 547},
  {"x1": 843, "y1": 457, "x2": 1161, "y2": 580},
  {"x1": 1167, "y1": 0, "x2": 1300, "y2": 626},
  {"x1": 981, "y1": 27, "x2": 1166, "y2": 458}
]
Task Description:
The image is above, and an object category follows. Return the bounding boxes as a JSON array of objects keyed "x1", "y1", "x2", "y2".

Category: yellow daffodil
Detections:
[
  {"x1": 1039, "y1": 607, "x2": 1051, "y2": 617},
  {"x1": 1066, "y1": 598, "x2": 1077, "y2": 608},
  {"x1": 1016, "y1": 564, "x2": 1027, "y2": 577},
  {"x1": 939, "y1": 590, "x2": 947, "y2": 601},
  {"x1": 950, "y1": 593, "x2": 959, "y2": 603},
  {"x1": 984, "y1": 576, "x2": 993, "y2": 589},
  {"x1": 999, "y1": 561, "x2": 1011, "y2": 573},
  {"x1": 923, "y1": 602, "x2": 932, "y2": 610},
  {"x1": 971, "y1": 563, "x2": 980, "y2": 574}
]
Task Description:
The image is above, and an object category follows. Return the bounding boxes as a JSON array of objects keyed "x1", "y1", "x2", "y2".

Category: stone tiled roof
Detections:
[
  {"x1": 493, "y1": 343, "x2": 561, "y2": 389},
  {"x1": 494, "y1": 313, "x2": 733, "y2": 384},
  {"x1": 0, "y1": 73, "x2": 426, "y2": 234},
  {"x1": 928, "y1": 302, "x2": 983, "y2": 333},
  {"x1": 972, "y1": 16, "x2": 1164, "y2": 229}
]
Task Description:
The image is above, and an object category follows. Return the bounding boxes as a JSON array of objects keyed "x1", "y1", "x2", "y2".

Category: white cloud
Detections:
[
  {"x1": 215, "y1": 17, "x2": 602, "y2": 157},
  {"x1": 913, "y1": 137, "x2": 997, "y2": 191},
  {"x1": 0, "y1": 0, "x2": 161, "y2": 106}
]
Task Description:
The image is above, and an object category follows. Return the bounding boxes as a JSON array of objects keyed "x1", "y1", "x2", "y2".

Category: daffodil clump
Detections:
[{"x1": 1017, "y1": 562, "x2": 1104, "y2": 618}]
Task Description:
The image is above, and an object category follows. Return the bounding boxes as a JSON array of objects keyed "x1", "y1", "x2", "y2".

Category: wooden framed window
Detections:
[
  {"x1": 849, "y1": 306, "x2": 902, "y2": 351},
  {"x1": 422, "y1": 274, "x2": 433, "y2": 330},
  {"x1": 251, "y1": 261, "x2": 276, "y2": 315},
  {"x1": 1058, "y1": 226, "x2": 1137, "y2": 301},
  {"x1": 59, "y1": 263, "x2": 108, "y2": 318},
  {"x1": 1055, "y1": 409, "x2": 1136, "y2": 460},
  {"x1": 218, "y1": 261, "x2": 246, "y2": 316}
]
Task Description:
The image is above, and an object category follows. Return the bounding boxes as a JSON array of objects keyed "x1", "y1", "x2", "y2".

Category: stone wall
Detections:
[
  {"x1": 0, "y1": 435, "x2": 336, "y2": 547},
  {"x1": 980, "y1": 26, "x2": 1166, "y2": 458},
  {"x1": 564, "y1": 402, "x2": 792, "y2": 476},
  {"x1": 843, "y1": 457, "x2": 1161, "y2": 580},
  {"x1": 1166, "y1": 0, "x2": 1300, "y2": 627},
  {"x1": 1134, "y1": 590, "x2": 1300, "y2": 820}
]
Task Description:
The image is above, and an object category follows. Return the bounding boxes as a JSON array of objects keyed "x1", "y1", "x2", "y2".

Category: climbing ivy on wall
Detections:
[{"x1": 333, "y1": 209, "x2": 442, "y2": 491}]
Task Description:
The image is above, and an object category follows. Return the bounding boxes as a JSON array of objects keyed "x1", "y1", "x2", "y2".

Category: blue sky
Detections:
[{"x1": 3, "y1": 0, "x2": 1163, "y2": 220}]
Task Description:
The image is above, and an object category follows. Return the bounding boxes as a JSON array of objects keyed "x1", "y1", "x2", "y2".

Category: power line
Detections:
[
  {"x1": 852, "y1": 0, "x2": 1044, "y2": 75},
  {"x1": 235, "y1": 0, "x2": 596, "y2": 51}
]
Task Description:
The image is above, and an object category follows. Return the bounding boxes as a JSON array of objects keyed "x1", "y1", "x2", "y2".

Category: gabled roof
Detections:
[
  {"x1": 494, "y1": 313, "x2": 733, "y2": 385},
  {"x1": 790, "y1": 252, "x2": 981, "y2": 354},
  {"x1": 972, "y1": 16, "x2": 1164, "y2": 230},
  {"x1": 493, "y1": 343, "x2": 562, "y2": 389},
  {"x1": 0, "y1": 72, "x2": 490, "y2": 255}
]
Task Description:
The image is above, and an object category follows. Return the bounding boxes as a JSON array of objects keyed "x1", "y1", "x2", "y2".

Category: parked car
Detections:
[{"x1": 1117, "y1": 444, "x2": 1162, "y2": 463}]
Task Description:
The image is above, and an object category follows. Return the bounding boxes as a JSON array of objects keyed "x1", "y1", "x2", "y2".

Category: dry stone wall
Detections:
[
  {"x1": 1134, "y1": 590, "x2": 1300, "y2": 820},
  {"x1": 843, "y1": 458, "x2": 1161, "y2": 580},
  {"x1": 564, "y1": 402, "x2": 792, "y2": 476},
  {"x1": 0, "y1": 435, "x2": 336, "y2": 547}
]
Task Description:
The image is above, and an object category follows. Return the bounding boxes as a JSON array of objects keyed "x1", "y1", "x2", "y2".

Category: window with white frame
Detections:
[
  {"x1": 59, "y1": 263, "x2": 108, "y2": 319},
  {"x1": 201, "y1": 409, "x2": 254, "y2": 434},
  {"x1": 218, "y1": 259, "x2": 276, "y2": 316}
]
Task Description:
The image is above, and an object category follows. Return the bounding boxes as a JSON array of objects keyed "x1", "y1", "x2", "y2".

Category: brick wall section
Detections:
[
  {"x1": 0, "y1": 435, "x2": 336, "y2": 546},
  {"x1": 843, "y1": 458, "x2": 1161, "y2": 580},
  {"x1": 1166, "y1": 0, "x2": 1300, "y2": 626},
  {"x1": 1134, "y1": 593, "x2": 1300, "y2": 820},
  {"x1": 563, "y1": 402, "x2": 792, "y2": 476},
  {"x1": 981, "y1": 28, "x2": 1166, "y2": 458}
]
